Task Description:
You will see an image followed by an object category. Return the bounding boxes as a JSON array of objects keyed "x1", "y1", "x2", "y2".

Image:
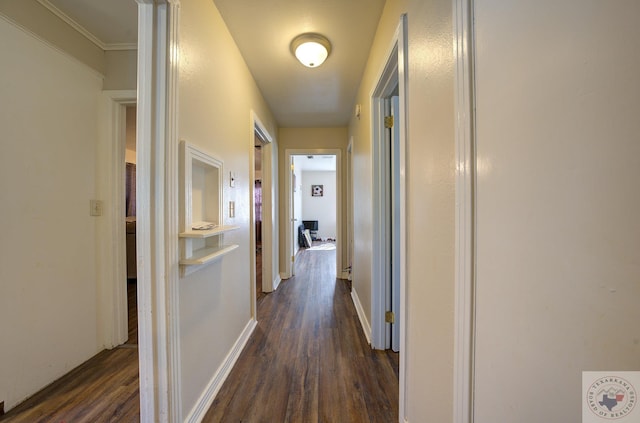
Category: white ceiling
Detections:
[
  {"x1": 43, "y1": 0, "x2": 137, "y2": 48},
  {"x1": 294, "y1": 155, "x2": 336, "y2": 172},
  {"x1": 45, "y1": 0, "x2": 385, "y2": 127},
  {"x1": 213, "y1": 0, "x2": 385, "y2": 127}
]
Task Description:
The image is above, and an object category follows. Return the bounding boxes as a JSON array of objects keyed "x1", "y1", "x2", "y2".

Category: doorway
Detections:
[
  {"x1": 284, "y1": 149, "x2": 343, "y2": 280},
  {"x1": 254, "y1": 135, "x2": 265, "y2": 302},
  {"x1": 98, "y1": 90, "x2": 137, "y2": 349},
  {"x1": 293, "y1": 154, "x2": 337, "y2": 253},
  {"x1": 370, "y1": 14, "x2": 408, "y2": 420},
  {"x1": 250, "y1": 112, "x2": 276, "y2": 318},
  {"x1": 124, "y1": 105, "x2": 138, "y2": 345},
  {"x1": 346, "y1": 139, "x2": 354, "y2": 282}
]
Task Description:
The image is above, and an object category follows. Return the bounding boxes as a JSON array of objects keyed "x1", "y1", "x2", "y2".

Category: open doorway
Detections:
[
  {"x1": 254, "y1": 135, "x2": 265, "y2": 302},
  {"x1": 250, "y1": 112, "x2": 276, "y2": 318},
  {"x1": 293, "y1": 154, "x2": 337, "y2": 251},
  {"x1": 124, "y1": 105, "x2": 138, "y2": 345},
  {"x1": 371, "y1": 21, "x2": 407, "y2": 353},
  {"x1": 284, "y1": 149, "x2": 343, "y2": 280},
  {"x1": 98, "y1": 90, "x2": 137, "y2": 349},
  {"x1": 370, "y1": 14, "x2": 408, "y2": 420}
]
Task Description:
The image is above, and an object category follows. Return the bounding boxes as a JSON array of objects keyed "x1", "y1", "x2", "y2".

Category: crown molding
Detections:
[
  {"x1": 36, "y1": 0, "x2": 136, "y2": 51},
  {"x1": 104, "y1": 43, "x2": 138, "y2": 51}
]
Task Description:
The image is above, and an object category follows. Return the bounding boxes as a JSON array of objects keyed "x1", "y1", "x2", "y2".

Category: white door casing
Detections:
[
  {"x1": 283, "y1": 149, "x2": 343, "y2": 281},
  {"x1": 453, "y1": 0, "x2": 476, "y2": 421},
  {"x1": 98, "y1": 90, "x2": 136, "y2": 350},
  {"x1": 390, "y1": 95, "x2": 401, "y2": 353},
  {"x1": 136, "y1": 0, "x2": 182, "y2": 421},
  {"x1": 370, "y1": 15, "x2": 408, "y2": 421},
  {"x1": 249, "y1": 110, "x2": 275, "y2": 318}
]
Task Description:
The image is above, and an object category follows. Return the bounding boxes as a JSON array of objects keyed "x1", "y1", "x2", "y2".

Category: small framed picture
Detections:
[{"x1": 312, "y1": 184, "x2": 323, "y2": 197}]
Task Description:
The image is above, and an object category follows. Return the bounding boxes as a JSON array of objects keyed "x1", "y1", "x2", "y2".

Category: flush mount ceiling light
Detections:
[{"x1": 290, "y1": 33, "x2": 332, "y2": 68}]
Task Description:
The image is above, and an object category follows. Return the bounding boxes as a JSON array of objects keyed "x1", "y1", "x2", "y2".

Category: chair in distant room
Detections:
[{"x1": 302, "y1": 220, "x2": 318, "y2": 241}]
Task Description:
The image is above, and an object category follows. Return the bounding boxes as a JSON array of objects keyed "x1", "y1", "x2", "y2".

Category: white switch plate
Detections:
[
  {"x1": 230, "y1": 171, "x2": 236, "y2": 187},
  {"x1": 90, "y1": 200, "x2": 103, "y2": 216},
  {"x1": 229, "y1": 201, "x2": 235, "y2": 218}
]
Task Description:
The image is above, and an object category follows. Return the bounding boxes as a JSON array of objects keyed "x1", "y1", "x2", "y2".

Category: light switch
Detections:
[
  {"x1": 229, "y1": 201, "x2": 235, "y2": 218},
  {"x1": 230, "y1": 171, "x2": 236, "y2": 187},
  {"x1": 90, "y1": 200, "x2": 103, "y2": 216}
]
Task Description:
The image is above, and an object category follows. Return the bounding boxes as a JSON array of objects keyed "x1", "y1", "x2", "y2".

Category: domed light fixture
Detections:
[{"x1": 290, "y1": 33, "x2": 332, "y2": 68}]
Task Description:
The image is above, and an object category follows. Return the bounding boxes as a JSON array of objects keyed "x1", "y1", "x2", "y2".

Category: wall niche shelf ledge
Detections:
[
  {"x1": 179, "y1": 225, "x2": 240, "y2": 239},
  {"x1": 179, "y1": 244, "x2": 239, "y2": 266}
]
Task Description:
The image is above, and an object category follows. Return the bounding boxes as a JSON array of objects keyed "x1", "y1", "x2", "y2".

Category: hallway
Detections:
[
  {"x1": 0, "y1": 246, "x2": 397, "y2": 422},
  {"x1": 204, "y1": 245, "x2": 399, "y2": 422}
]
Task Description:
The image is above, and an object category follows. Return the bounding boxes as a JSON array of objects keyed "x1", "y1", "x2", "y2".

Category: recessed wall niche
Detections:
[{"x1": 179, "y1": 141, "x2": 238, "y2": 276}]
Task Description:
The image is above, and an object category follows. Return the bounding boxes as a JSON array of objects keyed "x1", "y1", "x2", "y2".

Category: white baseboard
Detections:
[
  {"x1": 273, "y1": 275, "x2": 282, "y2": 290},
  {"x1": 351, "y1": 288, "x2": 371, "y2": 345},
  {"x1": 339, "y1": 271, "x2": 350, "y2": 280},
  {"x1": 279, "y1": 271, "x2": 290, "y2": 281},
  {"x1": 185, "y1": 318, "x2": 257, "y2": 423}
]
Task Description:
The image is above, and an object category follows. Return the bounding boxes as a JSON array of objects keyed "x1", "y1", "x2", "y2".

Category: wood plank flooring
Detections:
[
  {"x1": 1, "y1": 245, "x2": 398, "y2": 423},
  {"x1": 204, "y1": 245, "x2": 399, "y2": 423},
  {"x1": 0, "y1": 285, "x2": 140, "y2": 423},
  {"x1": 256, "y1": 242, "x2": 266, "y2": 303},
  {"x1": 127, "y1": 280, "x2": 138, "y2": 345},
  {"x1": 0, "y1": 348, "x2": 140, "y2": 423}
]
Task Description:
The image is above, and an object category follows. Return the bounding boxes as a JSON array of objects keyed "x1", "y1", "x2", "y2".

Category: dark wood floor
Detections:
[
  {"x1": 256, "y1": 241, "x2": 266, "y2": 303},
  {"x1": 204, "y1": 245, "x2": 399, "y2": 423},
  {"x1": 0, "y1": 284, "x2": 140, "y2": 423},
  {"x1": 127, "y1": 279, "x2": 138, "y2": 345},
  {"x1": 1, "y1": 246, "x2": 398, "y2": 423},
  {"x1": 0, "y1": 347, "x2": 140, "y2": 423}
]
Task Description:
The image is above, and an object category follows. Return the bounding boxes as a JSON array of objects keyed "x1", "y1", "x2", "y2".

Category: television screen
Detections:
[{"x1": 302, "y1": 220, "x2": 318, "y2": 231}]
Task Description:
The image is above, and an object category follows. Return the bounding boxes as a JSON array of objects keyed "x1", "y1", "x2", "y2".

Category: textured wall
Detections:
[
  {"x1": 0, "y1": 18, "x2": 102, "y2": 411},
  {"x1": 473, "y1": 0, "x2": 640, "y2": 421},
  {"x1": 177, "y1": 0, "x2": 278, "y2": 417}
]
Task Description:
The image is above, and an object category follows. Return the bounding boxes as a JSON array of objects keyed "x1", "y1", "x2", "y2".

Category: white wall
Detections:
[
  {"x1": 103, "y1": 49, "x2": 137, "y2": 91},
  {"x1": 301, "y1": 171, "x2": 336, "y2": 240},
  {"x1": 0, "y1": 18, "x2": 102, "y2": 411},
  {"x1": 0, "y1": 0, "x2": 104, "y2": 74},
  {"x1": 177, "y1": 0, "x2": 278, "y2": 417},
  {"x1": 473, "y1": 1, "x2": 640, "y2": 421}
]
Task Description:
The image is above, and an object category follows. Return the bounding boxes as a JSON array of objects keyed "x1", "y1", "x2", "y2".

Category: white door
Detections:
[
  {"x1": 390, "y1": 95, "x2": 401, "y2": 352},
  {"x1": 290, "y1": 157, "x2": 296, "y2": 276},
  {"x1": 383, "y1": 95, "x2": 401, "y2": 352}
]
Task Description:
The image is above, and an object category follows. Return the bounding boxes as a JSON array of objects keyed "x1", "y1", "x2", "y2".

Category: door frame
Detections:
[
  {"x1": 453, "y1": 0, "x2": 476, "y2": 421},
  {"x1": 98, "y1": 90, "x2": 136, "y2": 348},
  {"x1": 136, "y1": 1, "x2": 182, "y2": 421},
  {"x1": 283, "y1": 148, "x2": 343, "y2": 280},
  {"x1": 346, "y1": 138, "x2": 354, "y2": 281},
  {"x1": 249, "y1": 111, "x2": 275, "y2": 318},
  {"x1": 370, "y1": 14, "x2": 407, "y2": 421}
]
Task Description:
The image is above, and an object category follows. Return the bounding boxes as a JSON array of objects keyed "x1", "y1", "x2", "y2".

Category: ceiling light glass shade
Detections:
[{"x1": 290, "y1": 33, "x2": 331, "y2": 68}]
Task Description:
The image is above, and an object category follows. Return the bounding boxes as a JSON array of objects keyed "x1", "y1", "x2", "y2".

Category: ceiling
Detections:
[
  {"x1": 43, "y1": 0, "x2": 137, "y2": 48},
  {"x1": 294, "y1": 155, "x2": 336, "y2": 172},
  {"x1": 44, "y1": 0, "x2": 386, "y2": 127},
  {"x1": 213, "y1": 0, "x2": 385, "y2": 127}
]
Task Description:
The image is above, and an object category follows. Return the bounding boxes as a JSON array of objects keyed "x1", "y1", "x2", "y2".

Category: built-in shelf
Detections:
[
  {"x1": 180, "y1": 140, "x2": 236, "y2": 276},
  {"x1": 179, "y1": 244, "x2": 239, "y2": 266},
  {"x1": 179, "y1": 225, "x2": 240, "y2": 239}
]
